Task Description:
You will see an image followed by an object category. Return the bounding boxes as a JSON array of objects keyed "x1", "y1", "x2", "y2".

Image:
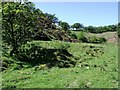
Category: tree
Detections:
[
  {"x1": 85, "y1": 26, "x2": 95, "y2": 33},
  {"x1": 59, "y1": 21, "x2": 70, "y2": 31},
  {"x1": 2, "y1": 2, "x2": 39, "y2": 56},
  {"x1": 95, "y1": 26, "x2": 103, "y2": 33},
  {"x1": 44, "y1": 13, "x2": 59, "y2": 29},
  {"x1": 110, "y1": 25, "x2": 117, "y2": 31},
  {"x1": 71, "y1": 23, "x2": 83, "y2": 30}
]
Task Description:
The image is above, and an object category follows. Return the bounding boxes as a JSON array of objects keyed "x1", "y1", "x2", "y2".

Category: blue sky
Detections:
[{"x1": 33, "y1": 2, "x2": 118, "y2": 26}]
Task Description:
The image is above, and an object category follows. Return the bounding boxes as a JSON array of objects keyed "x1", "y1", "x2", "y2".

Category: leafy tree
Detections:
[
  {"x1": 110, "y1": 25, "x2": 117, "y2": 31},
  {"x1": 95, "y1": 26, "x2": 103, "y2": 33},
  {"x1": 71, "y1": 23, "x2": 83, "y2": 30},
  {"x1": 2, "y1": 2, "x2": 39, "y2": 56},
  {"x1": 43, "y1": 13, "x2": 59, "y2": 29},
  {"x1": 36, "y1": 13, "x2": 59, "y2": 30},
  {"x1": 45, "y1": 13, "x2": 59, "y2": 24},
  {"x1": 59, "y1": 21, "x2": 70, "y2": 31},
  {"x1": 85, "y1": 26, "x2": 95, "y2": 33},
  {"x1": 84, "y1": 24, "x2": 117, "y2": 33}
]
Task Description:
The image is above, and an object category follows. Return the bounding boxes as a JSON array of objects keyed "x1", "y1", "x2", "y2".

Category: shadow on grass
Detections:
[{"x1": 17, "y1": 47, "x2": 76, "y2": 68}]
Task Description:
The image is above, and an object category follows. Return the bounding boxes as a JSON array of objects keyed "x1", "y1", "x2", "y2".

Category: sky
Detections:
[
  {"x1": 119, "y1": 2, "x2": 120, "y2": 23},
  {"x1": 33, "y1": 2, "x2": 118, "y2": 27}
]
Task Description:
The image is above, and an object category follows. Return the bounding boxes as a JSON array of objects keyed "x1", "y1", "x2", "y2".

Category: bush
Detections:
[
  {"x1": 1, "y1": 42, "x2": 27, "y2": 71},
  {"x1": 87, "y1": 36, "x2": 106, "y2": 44},
  {"x1": 98, "y1": 37, "x2": 107, "y2": 43},
  {"x1": 17, "y1": 41, "x2": 76, "y2": 68},
  {"x1": 69, "y1": 32, "x2": 77, "y2": 39},
  {"x1": 88, "y1": 36, "x2": 98, "y2": 43},
  {"x1": 1, "y1": 43, "x2": 12, "y2": 71},
  {"x1": 77, "y1": 32, "x2": 88, "y2": 42}
]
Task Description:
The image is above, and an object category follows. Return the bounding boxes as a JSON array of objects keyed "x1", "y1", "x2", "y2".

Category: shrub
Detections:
[
  {"x1": 98, "y1": 37, "x2": 107, "y2": 43},
  {"x1": 88, "y1": 36, "x2": 98, "y2": 43},
  {"x1": 17, "y1": 41, "x2": 76, "y2": 68},
  {"x1": 77, "y1": 32, "x2": 88, "y2": 42},
  {"x1": 87, "y1": 36, "x2": 106, "y2": 44},
  {"x1": 1, "y1": 43, "x2": 12, "y2": 71},
  {"x1": 69, "y1": 32, "x2": 77, "y2": 39}
]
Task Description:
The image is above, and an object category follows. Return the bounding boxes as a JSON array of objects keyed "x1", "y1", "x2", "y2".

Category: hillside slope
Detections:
[
  {"x1": 2, "y1": 41, "x2": 118, "y2": 88},
  {"x1": 86, "y1": 32, "x2": 118, "y2": 43}
]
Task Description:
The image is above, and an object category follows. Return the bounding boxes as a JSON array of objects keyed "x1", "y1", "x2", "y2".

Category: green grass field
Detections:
[
  {"x1": 1, "y1": 2, "x2": 119, "y2": 88},
  {"x1": 1, "y1": 41, "x2": 118, "y2": 88}
]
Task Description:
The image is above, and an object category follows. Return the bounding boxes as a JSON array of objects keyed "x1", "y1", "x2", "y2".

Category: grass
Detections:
[
  {"x1": 72, "y1": 31, "x2": 117, "y2": 43},
  {"x1": 1, "y1": 41, "x2": 118, "y2": 88}
]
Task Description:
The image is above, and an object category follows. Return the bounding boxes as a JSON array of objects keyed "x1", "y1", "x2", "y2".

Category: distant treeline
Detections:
[
  {"x1": 60, "y1": 22, "x2": 118, "y2": 34},
  {"x1": 81, "y1": 25, "x2": 117, "y2": 33}
]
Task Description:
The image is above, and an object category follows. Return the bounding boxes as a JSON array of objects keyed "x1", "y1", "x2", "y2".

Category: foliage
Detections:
[
  {"x1": 2, "y1": 2, "x2": 39, "y2": 56},
  {"x1": 69, "y1": 32, "x2": 77, "y2": 39},
  {"x1": 2, "y1": 2, "x2": 60, "y2": 56},
  {"x1": 98, "y1": 37, "x2": 107, "y2": 43},
  {"x1": 87, "y1": 36, "x2": 106, "y2": 44},
  {"x1": 59, "y1": 21, "x2": 70, "y2": 31},
  {"x1": 1, "y1": 42, "x2": 12, "y2": 71},
  {"x1": 77, "y1": 32, "x2": 88, "y2": 42},
  {"x1": 45, "y1": 13, "x2": 59, "y2": 25},
  {"x1": 84, "y1": 25, "x2": 117, "y2": 33},
  {"x1": 76, "y1": 32, "x2": 106, "y2": 43},
  {"x1": 16, "y1": 41, "x2": 76, "y2": 68},
  {"x1": 39, "y1": 13, "x2": 59, "y2": 29},
  {"x1": 71, "y1": 23, "x2": 83, "y2": 30},
  {"x1": 1, "y1": 42, "x2": 31, "y2": 71},
  {"x1": 85, "y1": 26, "x2": 95, "y2": 33}
]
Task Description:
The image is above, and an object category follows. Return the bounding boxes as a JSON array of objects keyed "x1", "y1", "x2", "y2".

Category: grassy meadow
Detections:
[
  {"x1": 1, "y1": 2, "x2": 119, "y2": 89},
  {"x1": 1, "y1": 40, "x2": 118, "y2": 88}
]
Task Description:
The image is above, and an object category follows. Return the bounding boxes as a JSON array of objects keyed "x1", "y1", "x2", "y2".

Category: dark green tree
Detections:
[
  {"x1": 85, "y1": 26, "x2": 95, "y2": 33},
  {"x1": 71, "y1": 23, "x2": 83, "y2": 30},
  {"x1": 2, "y1": 2, "x2": 39, "y2": 56},
  {"x1": 43, "y1": 13, "x2": 59, "y2": 29},
  {"x1": 59, "y1": 21, "x2": 70, "y2": 31}
]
